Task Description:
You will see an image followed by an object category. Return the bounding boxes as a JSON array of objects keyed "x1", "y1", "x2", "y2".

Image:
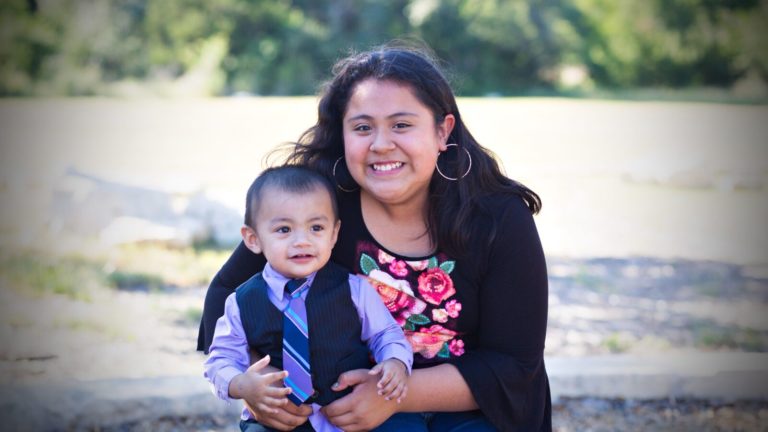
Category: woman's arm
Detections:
[
  {"x1": 321, "y1": 363, "x2": 477, "y2": 431},
  {"x1": 447, "y1": 196, "x2": 550, "y2": 429},
  {"x1": 198, "y1": 241, "x2": 266, "y2": 353}
]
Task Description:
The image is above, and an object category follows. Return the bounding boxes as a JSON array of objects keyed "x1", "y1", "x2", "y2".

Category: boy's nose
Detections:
[{"x1": 292, "y1": 230, "x2": 311, "y2": 246}]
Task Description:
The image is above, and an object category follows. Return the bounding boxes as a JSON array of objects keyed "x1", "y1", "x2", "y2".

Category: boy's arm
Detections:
[
  {"x1": 349, "y1": 276, "x2": 413, "y2": 374},
  {"x1": 203, "y1": 293, "x2": 251, "y2": 401}
]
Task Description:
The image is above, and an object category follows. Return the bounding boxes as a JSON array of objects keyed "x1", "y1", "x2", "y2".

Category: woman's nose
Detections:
[{"x1": 369, "y1": 131, "x2": 395, "y2": 152}]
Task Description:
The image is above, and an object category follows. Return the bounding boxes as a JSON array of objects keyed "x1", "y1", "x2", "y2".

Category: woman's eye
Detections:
[
  {"x1": 353, "y1": 124, "x2": 371, "y2": 132},
  {"x1": 393, "y1": 122, "x2": 410, "y2": 130}
]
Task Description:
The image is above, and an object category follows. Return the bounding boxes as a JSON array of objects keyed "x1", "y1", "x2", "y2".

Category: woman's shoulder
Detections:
[{"x1": 474, "y1": 191, "x2": 532, "y2": 223}]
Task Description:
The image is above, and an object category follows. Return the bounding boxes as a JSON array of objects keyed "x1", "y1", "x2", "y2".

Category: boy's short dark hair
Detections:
[{"x1": 244, "y1": 165, "x2": 339, "y2": 227}]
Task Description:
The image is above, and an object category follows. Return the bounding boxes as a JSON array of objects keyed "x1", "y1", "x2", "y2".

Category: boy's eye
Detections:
[
  {"x1": 311, "y1": 225, "x2": 324, "y2": 232},
  {"x1": 276, "y1": 226, "x2": 290, "y2": 233}
]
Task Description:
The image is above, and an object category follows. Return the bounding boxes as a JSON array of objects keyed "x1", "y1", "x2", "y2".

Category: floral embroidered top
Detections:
[
  {"x1": 356, "y1": 240, "x2": 465, "y2": 365},
  {"x1": 199, "y1": 190, "x2": 551, "y2": 431}
]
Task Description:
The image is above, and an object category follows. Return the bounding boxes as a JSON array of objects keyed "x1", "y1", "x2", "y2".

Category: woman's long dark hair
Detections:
[{"x1": 285, "y1": 41, "x2": 541, "y2": 258}]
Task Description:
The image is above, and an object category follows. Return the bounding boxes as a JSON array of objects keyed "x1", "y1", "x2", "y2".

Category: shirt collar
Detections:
[{"x1": 262, "y1": 262, "x2": 317, "y2": 302}]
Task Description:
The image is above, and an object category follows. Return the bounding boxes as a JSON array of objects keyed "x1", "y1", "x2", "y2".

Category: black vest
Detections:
[{"x1": 235, "y1": 262, "x2": 372, "y2": 406}]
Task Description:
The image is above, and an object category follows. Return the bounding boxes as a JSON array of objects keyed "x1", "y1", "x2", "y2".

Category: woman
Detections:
[{"x1": 199, "y1": 42, "x2": 550, "y2": 431}]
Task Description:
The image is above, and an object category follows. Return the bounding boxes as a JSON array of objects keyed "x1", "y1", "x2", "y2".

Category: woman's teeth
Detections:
[{"x1": 372, "y1": 162, "x2": 403, "y2": 172}]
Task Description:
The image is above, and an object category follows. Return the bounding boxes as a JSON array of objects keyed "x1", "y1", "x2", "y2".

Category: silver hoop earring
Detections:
[
  {"x1": 332, "y1": 156, "x2": 359, "y2": 192},
  {"x1": 435, "y1": 143, "x2": 472, "y2": 181}
]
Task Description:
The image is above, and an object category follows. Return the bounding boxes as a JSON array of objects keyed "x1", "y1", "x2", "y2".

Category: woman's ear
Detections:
[
  {"x1": 241, "y1": 225, "x2": 262, "y2": 254},
  {"x1": 438, "y1": 113, "x2": 456, "y2": 151}
]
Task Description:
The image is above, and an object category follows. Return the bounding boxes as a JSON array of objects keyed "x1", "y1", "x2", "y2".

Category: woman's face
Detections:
[{"x1": 342, "y1": 79, "x2": 455, "y2": 207}]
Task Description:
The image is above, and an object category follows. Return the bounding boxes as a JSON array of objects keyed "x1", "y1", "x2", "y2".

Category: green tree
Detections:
[
  {"x1": 417, "y1": 0, "x2": 572, "y2": 95},
  {"x1": 566, "y1": 0, "x2": 764, "y2": 87}
]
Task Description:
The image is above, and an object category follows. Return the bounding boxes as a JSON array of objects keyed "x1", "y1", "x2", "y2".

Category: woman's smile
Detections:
[{"x1": 370, "y1": 161, "x2": 404, "y2": 173}]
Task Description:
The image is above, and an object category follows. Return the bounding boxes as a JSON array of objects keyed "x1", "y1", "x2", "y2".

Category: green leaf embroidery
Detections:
[
  {"x1": 439, "y1": 260, "x2": 455, "y2": 274},
  {"x1": 404, "y1": 321, "x2": 416, "y2": 331},
  {"x1": 437, "y1": 343, "x2": 451, "y2": 358},
  {"x1": 427, "y1": 256, "x2": 439, "y2": 269},
  {"x1": 359, "y1": 253, "x2": 379, "y2": 275},
  {"x1": 407, "y1": 314, "x2": 430, "y2": 325}
]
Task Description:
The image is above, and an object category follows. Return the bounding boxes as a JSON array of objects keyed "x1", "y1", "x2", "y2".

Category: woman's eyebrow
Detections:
[{"x1": 346, "y1": 112, "x2": 418, "y2": 122}]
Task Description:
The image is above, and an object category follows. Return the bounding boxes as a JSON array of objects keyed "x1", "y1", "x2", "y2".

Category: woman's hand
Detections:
[
  {"x1": 244, "y1": 400, "x2": 313, "y2": 431},
  {"x1": 321, "y1": 369, "x2": 401, "y2": 431},
  {"x1": 230, "y1": 355, "x2": 313, "y2": 430}
]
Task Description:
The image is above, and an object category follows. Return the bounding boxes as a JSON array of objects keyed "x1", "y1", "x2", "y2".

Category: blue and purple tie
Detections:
[{"x1": 282, "y1": 278, "x2": 314, "y2": 406}]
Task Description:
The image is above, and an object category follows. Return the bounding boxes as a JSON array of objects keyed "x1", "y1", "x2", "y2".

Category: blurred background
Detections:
[{"x1": 1, "y1": 1, "x2": 767, "y2": 431}]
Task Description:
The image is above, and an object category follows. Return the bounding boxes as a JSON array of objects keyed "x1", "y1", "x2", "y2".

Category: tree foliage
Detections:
[{"x1": 0, "y1": 0, "x2": 764, "y2": 96}]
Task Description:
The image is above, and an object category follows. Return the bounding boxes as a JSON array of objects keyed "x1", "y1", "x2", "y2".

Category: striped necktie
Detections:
[{"x1": 282, "y1": 278, "x2": 314, "y2": 405}]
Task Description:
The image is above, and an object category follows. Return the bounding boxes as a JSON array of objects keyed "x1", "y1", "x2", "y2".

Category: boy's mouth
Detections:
[{"x1": 290, "y1": 253, "x2": 314, "y2": 260}]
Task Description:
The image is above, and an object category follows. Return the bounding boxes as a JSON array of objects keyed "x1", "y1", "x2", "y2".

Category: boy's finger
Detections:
[
  {"x1": 256, "y1": 402, "x2": 279, "y2": 415},
  {"x1": 265, "y1": 386, "x2": 292, "y2": 398},
  {"x1": 397, "y1": 385, "x2": 408, "y2": 404},
  {"x1": 245, "y1": 354, "x2": 271, "y2": 373},
  {"x1": 368, "y1": 363, "x2": 383, "y2": 375},
  {"x1": 382, "y1": 379, "x2": 399, "y2": 399},
  {"x1": 264, "y1": 370, "x2": 289, "y2": 385},
  {"x1": 387, "y1": 382, "x2": 406, "y2": 402},
  {"x1": 260, "y1": 395, "x2": 290, "y2": 408},
  {"x1": 377, "y1": 377, "x2": 391, "y2": 394}
]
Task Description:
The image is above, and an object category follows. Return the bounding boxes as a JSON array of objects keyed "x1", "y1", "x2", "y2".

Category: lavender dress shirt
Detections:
[{"x1": 204, "y1": 263, "x2": 413, "y2": 432}]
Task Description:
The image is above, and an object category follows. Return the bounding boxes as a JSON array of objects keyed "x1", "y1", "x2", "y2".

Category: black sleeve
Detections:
[
  {"x1": 197, "y1": 241, "x2": 266, "y2": 353},
  {"x1": 449, "y1": 197, "x2": 550, "y2": 431}
]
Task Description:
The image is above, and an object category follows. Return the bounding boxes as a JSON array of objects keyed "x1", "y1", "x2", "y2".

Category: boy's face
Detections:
[{"x1": 241, "y1": 185, "x2": 340, "y2": 280}]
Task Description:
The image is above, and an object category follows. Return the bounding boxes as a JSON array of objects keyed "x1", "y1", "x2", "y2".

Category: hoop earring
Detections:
[
  {"x1": 435, "y1": 144, "x2": 472, "y2": 181},
  {"x1": 333, "y1": 156, "x2": 359, "y2": 192}
]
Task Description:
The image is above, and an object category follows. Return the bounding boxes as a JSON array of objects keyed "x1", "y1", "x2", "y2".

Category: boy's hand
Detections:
[
  {"x1": 230, "y1": 355, "x2": 293, "y2": 414},
  {"x1": 368, "y1": 358, "x2": 408, "y2": 403}
]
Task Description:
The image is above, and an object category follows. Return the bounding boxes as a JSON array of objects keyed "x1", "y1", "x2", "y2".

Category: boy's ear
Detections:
[
  {"x1": 241, "y1": 225, "x2": 262, "y2": 254},
  {"x1": 331, "y1": 219, "x2": 341, "y2": 245}
]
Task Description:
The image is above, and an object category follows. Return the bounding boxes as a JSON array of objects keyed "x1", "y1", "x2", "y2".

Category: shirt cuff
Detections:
[
  {"x1": 214, "y1": 366, "x2": 244, "y2": 401},
  {"x1": 377, "y1": 344, "x2": 413, "y2": 375}
]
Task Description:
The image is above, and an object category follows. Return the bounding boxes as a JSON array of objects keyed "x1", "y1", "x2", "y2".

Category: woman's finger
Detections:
[
  {"x1": 330, "y1": 368, "x2": 370, "y2": 393},
  {"x1": 261, "y1": 408, "x2": 310, "y2": 431},
  {"x1": 324, "y1": 411, "x2": 360, "y2": 431}
]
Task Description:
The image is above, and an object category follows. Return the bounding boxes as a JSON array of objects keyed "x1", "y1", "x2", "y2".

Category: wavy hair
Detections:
[{"x1": 285, "y1": 41, "x2": 541, "y2": 257}]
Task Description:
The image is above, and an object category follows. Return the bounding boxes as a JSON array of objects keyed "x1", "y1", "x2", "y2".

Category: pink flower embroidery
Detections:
[
  {"x1": 449, "y1": 339, "x2": 465, "y2": 356},
  {"x1": 417, "y1": 268, "x2": 456, "y2": 305},
  {"x1": 406, "y1": 325, "x2": 457, "y2": 359},
  {"x1": 388, "y1": 260, "x2": 409, "y2": 277},
  {"x1": 407, "y1": 260, "x2": 429, "y2": 271},
  {"x1": 432, "y1": 308, "x2": 449, "y2": 323},
  {"x1": 377, "y1": 249, "x2": 395, "y2": 264},
  {"x1": 445, "y1": 299, "x2": 462, "y2": 318},
  {"x1": 366, "y1": 276, "x2": 425, "y2": 317}
]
